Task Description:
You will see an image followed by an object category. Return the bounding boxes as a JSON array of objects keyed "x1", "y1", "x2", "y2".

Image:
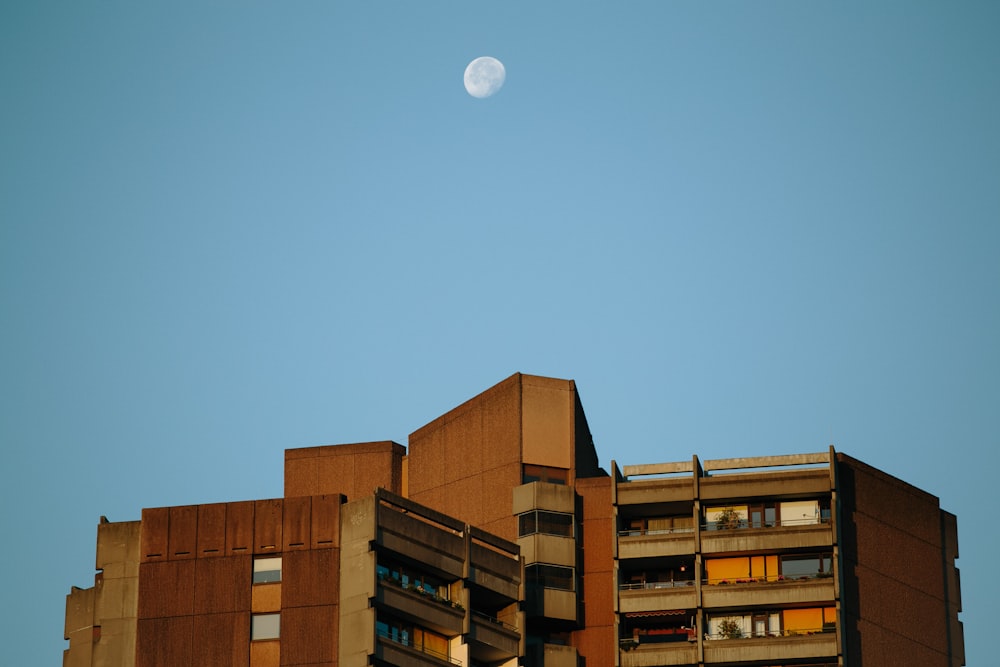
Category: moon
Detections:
[{"x1": 464, "y1": 56, "x2": 506, "y2": 98}]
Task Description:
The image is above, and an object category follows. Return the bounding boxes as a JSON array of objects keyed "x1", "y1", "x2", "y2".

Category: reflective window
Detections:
[
  {"x1": 526, "y1": 563, "x2": 575, "y2": 591},
  {"x1": 253, "y1": 556, "x2": 282, "y2": 584},
  {"x1": 518, "y1": 510, "x2": 573, "y2": 537},
  {"x1": 251, "y1": 613, "x2": 280, "y2": 640}
]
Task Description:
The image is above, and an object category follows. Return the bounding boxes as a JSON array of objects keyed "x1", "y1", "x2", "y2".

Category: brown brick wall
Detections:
[
  {"x1": 137, "y1": 496, "x2": 343, "y2": 667},
  {"x1": 837, "y1": 454, "x2": 958, "y2": 666}
]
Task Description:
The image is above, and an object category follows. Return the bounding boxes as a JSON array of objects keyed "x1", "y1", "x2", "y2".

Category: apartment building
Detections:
[{"x1": 65, "y1": 372, "x2": 964, "y2": 666}]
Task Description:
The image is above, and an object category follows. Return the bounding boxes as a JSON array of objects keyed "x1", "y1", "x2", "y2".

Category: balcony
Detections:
[
  {"x1": 619, "y1": 580, "x2": 697, "y2": 613},
  {"x1": 619, "y1": 639, "x2": 697, "y2": 667},
  {"x1": 618, "y1": 527, "x2": 696, "y2": 559},
  {"x1": 702, "y1": 573, "x2": 835, "y2": 608},
  {"x1": 702, "y1": 628, "x2": 838, "y2": 663},
  {"x1": 376, "y1": 633, "x2": 461, "y2": 667},
  {"x1": 376, "y1": 577, "x2": 465, "y2": 635},
  {"x1": 525, "y1": 643, "x2": 577, "y2": 667},
  {"x1": 468, "y1": 611, "x2": 519, "y2": 662},
  {"x1": 700, "y1": 518, "x2": 833, "y2": 554}
]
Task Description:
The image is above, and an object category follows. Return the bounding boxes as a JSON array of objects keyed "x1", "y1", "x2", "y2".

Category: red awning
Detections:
[{"x1": 624, "y1": 609, "x2": 687, "y2": 618}]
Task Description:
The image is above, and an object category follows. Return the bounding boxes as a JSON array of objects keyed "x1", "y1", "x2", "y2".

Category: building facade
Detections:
[{"x1": 65, "y1": 372, "x2": 964, "y2": 666}]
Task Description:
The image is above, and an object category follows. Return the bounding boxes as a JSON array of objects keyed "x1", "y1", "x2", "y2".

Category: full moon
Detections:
[{"x1": 464, "y1": 56, "x2": 505, "y2": 98}]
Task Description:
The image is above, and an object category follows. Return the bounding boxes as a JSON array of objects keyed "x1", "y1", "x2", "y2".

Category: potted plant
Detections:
[{"x1": 718, "y1": 618, "x2": 743, "y2": 640}]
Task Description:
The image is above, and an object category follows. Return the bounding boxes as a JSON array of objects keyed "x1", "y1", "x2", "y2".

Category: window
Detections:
[
  {"x1": 253, "y1": 556, "x2": 282, "y2": 584},
  {"x1": 518, "y1": 510, "x2": 574, "y2": 537},
  {"x1": 526, "y1": 564, "x2": 575, "y2": 591},
  {"x1": 522, "y1": 465, "x2": 568, "y2": 485},
  {"x1": 377, "y1": 559, "x2": 453, "y2": 601},
  {"x1": 251, "y1": 613, "x2": 280, "y2": 640},
  {"x1": 621, "y1": 515, "x2": 693, "y2": 536},
  {"x1": 780, "y1": 553, "x2": 833, "y2": 579}
]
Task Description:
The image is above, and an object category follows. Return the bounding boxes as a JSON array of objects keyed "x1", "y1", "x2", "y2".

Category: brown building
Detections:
[{"x1": 65, "y1": 372, "x2": 964, "y2": 666}]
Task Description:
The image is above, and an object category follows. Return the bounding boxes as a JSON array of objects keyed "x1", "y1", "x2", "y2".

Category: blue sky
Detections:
[{"x1": 2, "y1": 2, "x2": 997, "y2": 663}]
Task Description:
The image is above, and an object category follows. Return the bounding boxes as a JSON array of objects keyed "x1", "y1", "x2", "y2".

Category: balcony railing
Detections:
[
  {"x1": 618, "y1": 527, "x2": 695, "y2": 537},
  {"x1": 704, "y1": 572, "x2": 833, "y2": 586},
  {"x1": 471, "y1": 610, "x2": 518, "y2": 634},
  {"x1": 619, "y1": 580, "x2": 696, "y2": 590},
  {"x1": 707, "y1": 626, "x2": 835, "y2": 640},
  {"x1": 703, "y1": 517, "x2": 830, "y2": 531}
]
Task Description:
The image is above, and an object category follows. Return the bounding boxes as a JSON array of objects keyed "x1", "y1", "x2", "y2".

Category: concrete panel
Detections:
[
  {"x1": 93, "y1": 616, "x2": 138, "y2": 667},
  {"x1": 137, "y1": 560, "x2": 195, "y2": 619},
  {"x1": 192, "y1": 611, "x2": 249, "y2": 667},
  {"x1": 699, "y1": 469, "x2": 831, "y2": 502},
  {"x1": 140, "y1": 507, "x2": 169, "y2": 561},
  {"x1": 522, "y1": 377, "x2": 572, "y2": 469},
  {"x1": 282, "y1": 496, "x2": 311, "y2": 551},
  {"x1": 97, "y1": 519, "x2": 142, "y2": 577},
  {"x1": 702, "y1": 577, "x2": 835, "y2": 608},
  {"x1": 253, "y1": 583, "x2": 282, "y2": 613},
  {"x1": 250, "y1": 639, "x2": 280, "y2": 667},
  {"x1": 194, "y1": 555, "x2": 251, "y2": 614},
  {"x1": 620, "y1": 643, "x2": 697, "y2": 667},
  {"x1": 310, "y1": 494, "x2": 341, "y2": 549},
  {"x1": 700, "y1": 524, "x2": 833, "y2": 554},
  {"x1": 254, "y1": 499, "x2": 283, "y2": 554},
  {"x1": 136, "y1": 616, "x2": 193, "y2": 667},
  {"x1": 281, "y1": 605, "x2": 337, "y2": 666},
  {"x1": 282, "y1": 549, "x2": 339, "y2": 608},
  {"x1": 519, "y1": 533, "x2": 575, "y2": 567},
  {"x1": 197, "y1": 503, "x2": 227, "y2": 557},
  {"x1": 619, "y1": 586, "x2": 697, "y2": 614},
  {"x1": 64, "y1": 585, "x2": 96, "y2": 640},
  {"x1": 226, "y1": 500, "x2": 254, "y2": 554},
  {"x1": 617, "y1": 478, "x2": 696, "y2": 506},
  {"x1": 168, "y1": 505, "x2": 198, "y2": 559},
  {"x1": 512, "y1": 481, "x2": 575, "y2": 515},
  {"x1": 618, "y1": 534, "x2": 696, "y2": 560},
  {"x1": 702, "y1": 633, "x2": 838, "y2": 663}
]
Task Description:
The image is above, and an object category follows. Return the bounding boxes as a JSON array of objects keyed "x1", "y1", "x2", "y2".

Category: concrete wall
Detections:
[{"x1": 64, "y1": 519, "x2": 141, "y2": 667}]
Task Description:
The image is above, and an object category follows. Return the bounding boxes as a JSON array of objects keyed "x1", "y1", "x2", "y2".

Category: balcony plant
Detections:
[
  {"x1": 718, "y1": 618, "x2": 743, "y2": 640},
  {"x1": 715, "y1": 507, "x2": 742, "y2": 530}
]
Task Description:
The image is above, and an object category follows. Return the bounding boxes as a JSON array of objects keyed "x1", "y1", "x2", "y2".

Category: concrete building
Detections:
[{"x1": 65, "y1": 372, "x2": 964, "y2": 666}]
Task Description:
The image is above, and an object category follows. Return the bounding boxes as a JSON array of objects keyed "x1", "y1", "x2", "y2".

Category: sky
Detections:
[{"x1": 1, "y1": 1, "x2": 997, "y2": 664}]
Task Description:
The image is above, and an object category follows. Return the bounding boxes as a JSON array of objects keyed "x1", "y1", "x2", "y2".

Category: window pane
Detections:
[
  {"x1": 781, "y1": 555, "x2": 820, "y2": 578},
  {"x1": 518, "y1": 513, "x2": 537, "y2": 536},
  {"x1": 253, "y1": 557, "x2": 282, "y2": 584},
  {"x1": 537, "y1": 511, "x2": 573, "y2": 536},
  {"x1": 251, "y1": 613, "x2": 280, "y2": 640},
  {"x1": 527, "y1": 564, "x2": 575, "y2": 591}
]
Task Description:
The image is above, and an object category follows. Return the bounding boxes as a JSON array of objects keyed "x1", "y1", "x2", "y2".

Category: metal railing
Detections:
[
  {"x1": 471, "y1": 610, "x2": 518, "y2": 633},
  {"x1": 702, "y1": 517, "x2": 831, "y2": 531},
  {"x1": 619, "y1": 580, "x2": 695, "y2": 590},
  {"x1": 618, "y1": 526, "x2": 695, "y2": 537},
  {"x1": 706, "y1": 626, "x2": 835, "y2": 640},
  {"x1": 704, "y1": 572, "x2": 833, "y2": 585}
]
